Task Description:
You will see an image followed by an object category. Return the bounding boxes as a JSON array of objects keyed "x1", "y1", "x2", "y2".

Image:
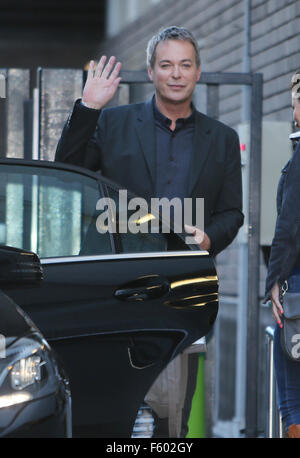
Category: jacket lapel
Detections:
[
  {"x1": 188, "y1": 111, "x2": 213, "y2": 195},
  {"x1": 135, "y1": 99, "x2": 156, "y2": 191}
]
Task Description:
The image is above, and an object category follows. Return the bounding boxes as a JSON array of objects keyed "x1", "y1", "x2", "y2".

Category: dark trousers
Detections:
[{"x1": 274, "y1": 267, "x2": 300, "y2": 428}]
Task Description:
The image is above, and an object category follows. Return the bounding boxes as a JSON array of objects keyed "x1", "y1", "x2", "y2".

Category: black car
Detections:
[
  {"x1": 0, "y1": 247, "x2": 71, "y2": 438},
  {"x1": 0, "y1": 158, "x2": 218, "y2": 437}
]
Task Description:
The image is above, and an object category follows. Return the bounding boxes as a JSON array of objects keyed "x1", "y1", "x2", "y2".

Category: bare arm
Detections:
[{"x1": 270, "y1": 282, "x2": 283, "y2": 328}]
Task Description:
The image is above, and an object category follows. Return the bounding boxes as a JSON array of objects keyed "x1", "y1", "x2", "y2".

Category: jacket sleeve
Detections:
[
  {"x1": 264, "y1": 141, "x2": 300, "y2": 301},
  {"x1": 55, "y1": 99, "x2": 104, "y2": 172},
  {"x1": 205, "y1": 131, "x2": 244, "y2": 256}
]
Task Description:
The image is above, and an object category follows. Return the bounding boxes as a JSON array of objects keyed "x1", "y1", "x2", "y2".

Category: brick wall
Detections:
[
  {"x1": 100, "y1": 0, "x2": 299, "y2": 124},
  {"x1": 99, "y1": 0, "x2": 299, "y2": 292}
]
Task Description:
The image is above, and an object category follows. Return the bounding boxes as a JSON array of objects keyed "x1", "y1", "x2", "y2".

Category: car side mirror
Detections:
[{"x1": 0, "y1": 245, "x2": 43, "y2": 285}]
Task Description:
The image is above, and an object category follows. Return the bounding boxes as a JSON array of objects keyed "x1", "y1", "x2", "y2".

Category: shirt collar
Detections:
[{"x1": 152, "y1": 95, "x2": 195, "y2": 127}]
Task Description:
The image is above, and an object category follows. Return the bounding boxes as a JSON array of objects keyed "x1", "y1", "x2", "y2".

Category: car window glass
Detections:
[
  {"x1": 0, "y1": 164, "x2": 112, "y2": 258},
  {"x1": 105, "y1": 186, "x2": 188, "y2": 253}
]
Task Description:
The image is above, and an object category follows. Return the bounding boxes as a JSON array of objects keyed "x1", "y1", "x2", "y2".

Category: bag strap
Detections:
[{"x1": 282, "y1": 280, "x2": 288, "y2": 295}]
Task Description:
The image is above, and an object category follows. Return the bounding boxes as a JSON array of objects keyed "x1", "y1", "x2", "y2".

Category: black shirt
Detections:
[{"x1": 153, "y1": 97, "x2": 195, "y2": 202}]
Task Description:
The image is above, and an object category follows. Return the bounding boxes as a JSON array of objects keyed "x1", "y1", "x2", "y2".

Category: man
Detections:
[
  {"x1": 55, "y1": 26, "x2": 244, "y2": 436},
  {"x1": 56, "y1": 26, "x2": 243, "y2": 255}
]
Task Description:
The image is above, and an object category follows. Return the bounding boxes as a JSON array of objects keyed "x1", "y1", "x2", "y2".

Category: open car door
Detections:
[{"x1": 0, "y1": 159, "x2": 218, "y2": 437}]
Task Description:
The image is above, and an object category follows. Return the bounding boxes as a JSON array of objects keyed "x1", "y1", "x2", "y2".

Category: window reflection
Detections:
[
  {"x1": 106, "y1": 186, "x2": 168, "y2": 253},
  {"x1": 0, "y1": 165, "x2": 111, "y2": 258}
]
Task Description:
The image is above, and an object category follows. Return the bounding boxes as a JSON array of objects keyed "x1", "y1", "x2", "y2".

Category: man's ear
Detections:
[
  {"x1": 196, "y1": 66, "x2": 202, "y2": 82},
  {"x1": 148, "y1": 66, "x2": 153, "y2": 82}
]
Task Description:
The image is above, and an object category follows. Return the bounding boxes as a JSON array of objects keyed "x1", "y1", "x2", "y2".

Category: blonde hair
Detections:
[{"x1": 291, "y1": 70, "x2": 300, "y2": 100}]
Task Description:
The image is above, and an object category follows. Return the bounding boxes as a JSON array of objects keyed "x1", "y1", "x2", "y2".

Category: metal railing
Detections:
[{"x1": 265, "y1": 326, "x2": 283, "y2": 438}]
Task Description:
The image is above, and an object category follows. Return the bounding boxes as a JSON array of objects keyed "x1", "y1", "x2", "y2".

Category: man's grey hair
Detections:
[{"x1": 146, "y1": 26, "x2": 201, "y2": 69}]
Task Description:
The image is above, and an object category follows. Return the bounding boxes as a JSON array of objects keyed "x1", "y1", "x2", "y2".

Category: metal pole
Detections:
[
  {"x1": 242, "y1": 0, "x2": 251, "y2": 122},
  {"x1": 205, "y1": 84, "x2": 219, "y2": 438},
  {"x1": 233, "y1": 0, "x2": 252, "y2": 436},
  {"x1": 245, "y1": 73, "x2": 263, "y2": 437},
  {"x1": 265, "y1": 326, "x2": 283, "y2": 438},
  {"x1": 265, "y1": 327, "x2": 274, "y2": 437},
  {"x1": 206, "y1": 84, "x2": 219, "y2": 120}
]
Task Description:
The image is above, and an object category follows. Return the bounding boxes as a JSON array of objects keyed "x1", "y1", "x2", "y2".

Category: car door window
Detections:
[
  {"x1": 105, "y1": 185, "x2": 188, "y2": 253},
  {"x1": 0, "y1": 163, "x2": 112, "y2": 258}
]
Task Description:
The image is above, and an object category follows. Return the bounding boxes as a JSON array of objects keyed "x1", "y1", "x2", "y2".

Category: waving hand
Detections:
[{"x1": 82, "y1": 56, "x2": 122, "y2": 110}]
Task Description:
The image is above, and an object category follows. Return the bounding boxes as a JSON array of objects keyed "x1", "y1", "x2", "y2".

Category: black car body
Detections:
[
  {"x1": 0, "y1": 158, "x2": 218, "y2": 437},
  {"x1": 0, "y1": 247, "x2": 71, "y2": 437}
]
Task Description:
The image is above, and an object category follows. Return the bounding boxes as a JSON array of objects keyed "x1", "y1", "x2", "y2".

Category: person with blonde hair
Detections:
[{"x1": 265, "y1": 69, "x2": 300, "y2": 438}]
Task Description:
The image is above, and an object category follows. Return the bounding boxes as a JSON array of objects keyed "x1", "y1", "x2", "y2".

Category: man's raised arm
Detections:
[{"x1": 55, "y1": 57, "x2": 122, "y2": 171}]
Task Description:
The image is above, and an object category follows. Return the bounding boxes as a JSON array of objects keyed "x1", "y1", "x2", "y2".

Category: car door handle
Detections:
[{"x1": 114, "y1": 275, "x2": 170, "y2": 302}]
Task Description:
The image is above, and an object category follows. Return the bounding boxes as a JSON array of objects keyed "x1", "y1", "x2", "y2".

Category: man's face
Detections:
[
  {"x1": 292, "y1": 95, "x2": 300, "y2": 128},
  {"x1": 148, "y1": 39, "x2": 201, "y2": 105}
]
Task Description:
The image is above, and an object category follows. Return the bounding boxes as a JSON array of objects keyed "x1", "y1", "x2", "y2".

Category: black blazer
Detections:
[
  {"x1": 265, "y1": 140, "x2": 300, "y2": 299},
  {"x1": 55, "y1": 98, "x2": 244, "y2": 255}
]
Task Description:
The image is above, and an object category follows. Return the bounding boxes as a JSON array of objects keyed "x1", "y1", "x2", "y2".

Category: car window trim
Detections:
[
  {"x1": 0, "y1": 158, "x2": 128, "y2": 193},
  {"x1": 40, "y1": 250, "x2": 209, "y2": 265},
  {"x1": 0, "y1": 158, "x2": 103, "y2": 182}
]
